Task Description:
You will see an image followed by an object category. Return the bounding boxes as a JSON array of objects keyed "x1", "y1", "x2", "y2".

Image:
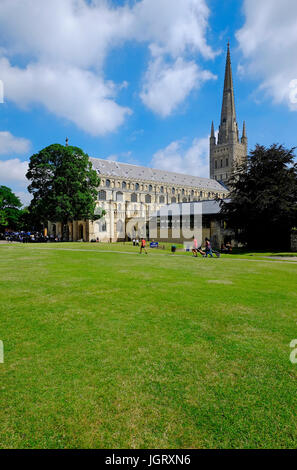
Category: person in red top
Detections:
[{"x1": 140, "y1": 238, "x2": 148, "y2": 254}]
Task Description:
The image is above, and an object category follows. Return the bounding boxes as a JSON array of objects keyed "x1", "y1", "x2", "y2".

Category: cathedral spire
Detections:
[
  {"x1": 211, "y1": 121, "x2": 215, "y2": 137},
  {"x1": 218, "y1": 43, "x2": 237, "y2": 144}
]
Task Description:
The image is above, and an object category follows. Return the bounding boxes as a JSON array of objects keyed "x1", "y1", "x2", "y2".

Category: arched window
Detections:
[
  {"x1": 182, "y1": 197, "x2": 187, "y2": 203},
  {"x1": 122, "y1": 181, "x2": 126, "y2": 189},
  {"x1": 160, "y1": 186, "x2": 164, "y2": 193},
  {"x1": 131, "y1": 193, "x2": 137, "y2": 203},
  {"x1": 159, "y1": 195, "x2": 165, "y2": 204},
  {"x1": 145, "y1": 194, "x2": 151, "y2": 203},
  {"x1": 172, "y1": 188, "x2": 175, "y2": 195},
  {"x1": 106, "y1": 179, "x2": 110, "y2": 188},
  {"x1": 116, "y1": 191, "x2": 123, "y2": 202},
  {"x1": 149, "y1": 185, "x2": 153, "y2": 192},
  {"x1": 182, "y1": 189, "x2": 185, "y2": 195},
  {"x1": 171, "y1": 197, "x2": 176, "y2": 203},
  {"x1": 215, "y1": 161, "x2": 218, "y2": 169},
  {"x1": 98, "y1": 190, "x2": 106, "y2": 201},
  {"x1": 135, "y1": 183, "x2": 139, "y2": 191},
  {"x1": 191, "y1": 190, "x2": 194, "y2": 196},
  {"x1": 200, "y1": 191, "x2": 203, "y2": 197}
]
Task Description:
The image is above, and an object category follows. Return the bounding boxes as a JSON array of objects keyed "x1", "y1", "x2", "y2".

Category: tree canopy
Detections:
[
  {"x1": 26, "y1": 144, "x2": 101, "y2": 226},
  {"x1": 0, "y1": 186, "x2": 22, "y2": 230},
  {"x1": 220, "y1": 144, "x2": 297, "y2": 250}
]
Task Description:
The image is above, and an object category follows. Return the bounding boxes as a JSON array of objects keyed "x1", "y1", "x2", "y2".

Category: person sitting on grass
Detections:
[{"x1": 140, "y1": 238, "x2": 148, "y2": 254}]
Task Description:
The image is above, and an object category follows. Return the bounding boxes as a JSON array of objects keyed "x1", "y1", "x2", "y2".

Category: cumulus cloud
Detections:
[
  {"x1": 0, "y1": 59, "x2": 132, "y2": 136},
  {"x1": 0, "y1": 131, "x2": 31, "y2": 155},
  {"x1": 151, "y1": 135, "x2": 210, "y2": 177},
  {"x1": 0, "y1": 0, "x2": 215, "y2": 129},
  {"x1": 0, "y1": 158, "x2": 28, "y2": 184},
  {"x1": 140, "y1": 57, "x2": 215, "y2": 117},
  {"x1": 0, "y1": 158, "x2": 31, "y2": 206},
  {"x1": 236, "y1": 0, "x2": 297, "y2": 110}
]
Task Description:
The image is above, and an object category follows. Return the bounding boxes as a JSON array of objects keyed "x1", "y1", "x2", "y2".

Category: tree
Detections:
[
  {"x1": 26, "y1": 144, "x2": 102, "y2": 237},
  {"x1": 0, "y1": 186, "x2": 22, "y2": 230},
  {"x1": 220, "y1": 144, "x2": 297, "y2": 250}
]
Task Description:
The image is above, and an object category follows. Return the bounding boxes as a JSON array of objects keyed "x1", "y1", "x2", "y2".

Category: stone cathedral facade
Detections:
[{"x1": 48, "y1": 45, "x2": 246, "y2": 243}]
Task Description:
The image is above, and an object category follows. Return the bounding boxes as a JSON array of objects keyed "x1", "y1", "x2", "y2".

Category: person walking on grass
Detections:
[
  {"x1": 205, "y1": 238, "x2": 214, "y2": 258},
  {"x1": 140, "y1": 238, "x2": 148, "y2": 254},
  {"x1": 192, "y1": 236, "x2": 198, "y2": 257}
]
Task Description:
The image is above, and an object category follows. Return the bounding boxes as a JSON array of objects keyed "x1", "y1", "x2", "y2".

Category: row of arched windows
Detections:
[
  {"x1": 99, "y1": 189, "x2": 222, "y2": 203},
  {"x1": 102, "y1": 179, "x2": 214, "y2": 197}
]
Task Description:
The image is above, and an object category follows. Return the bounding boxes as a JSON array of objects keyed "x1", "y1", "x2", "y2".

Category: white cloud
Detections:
[
  {"x1": 0, "y1": 158, "x2": 31, "y2": 206},
  {"x1": 0, "y1": 158, "x2": 28, "y2": 183},
  {"x1": 140, "y1": 56, "x2": 215, "y2": 117},
  {"x1": 0, "y1": 131, "x2": 31, "y2": 155},
  {"x1": 0, "y1": 59, "x2": 132, "y2": 136},
  {"x1": 236, "y1": 0, "x2": 297, "y2": 110},
  {"x1": 151, "y1": 135, "x2": 210, "y2": 177},
  {"x1": 0, "y1": 0, "x2": 215, "y2": 129}
]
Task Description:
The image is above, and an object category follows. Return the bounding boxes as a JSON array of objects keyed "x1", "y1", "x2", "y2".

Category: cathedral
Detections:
[{"x1": 48, "y1": 45, "x2": 246, "y2": 243}]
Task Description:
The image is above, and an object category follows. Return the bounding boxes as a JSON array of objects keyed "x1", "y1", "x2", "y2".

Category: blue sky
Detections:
[{"x1": 0, "y1": 0, "x2": 297, "y2": 205}]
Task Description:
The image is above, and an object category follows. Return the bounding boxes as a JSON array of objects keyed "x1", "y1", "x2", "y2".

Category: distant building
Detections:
[
  {"x1": 48, "y1": 45, "x2": 245, "y2": 243},
  {"x1": 209, "y1": 43, "x2": 247, "y2": 186}
]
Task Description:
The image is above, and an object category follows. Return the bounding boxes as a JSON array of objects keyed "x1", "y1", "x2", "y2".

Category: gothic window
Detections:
[
  {"x1": 131, "y1": 193, "x2": 137, "y2": 203},
  {"x1": 149, "y1": 185, "x2": 153, "y2": 192},
  {"x1": 122, "y1": 181, "x2": 127, "y2": 190},
  {"x1": 182, "y1": 189, "x2": 185, "y2": 195},
  {"x1": 172, "y1": 188, "x2": 175, "y2": 195},
  {"x1": 116, "y1": 191, "x2": 123, "y2": 202},
  {"x1": 226, "y1": 158, "x2": 229, "y2": 166},
  {"x1": 200, "y1": 191, "x2": 203, "y2": 197},
  {"x1": 145, "y1": 194, "x2": 151, "y2": 203},
  {"x1": 191, "y1": 190, "x2": 194, "y2": 196},
  {"x1": 171, "y1": 197, "x2": 176, "y2": 203},
  {"x1": 221, "y1": 159, "x2": 223, "y2": 168},
  {"x1": 100, "y1": 220, "x2": 107, "y2": 232},
  {"x1": 135, "y1": 183, "x2": 139, "y2": 191},
  {"x1": 159, "y1": 195, "x2": 165, "y2": 204},
  {"x1": 215, "y1": 160, "x2": 217, "y2": 169},
  {"x1": 98, "y1": 190, "x2": 106, "y2": 201},
  {"x1": 106, "y1": 179, "x2": 110, "y2": 188},
  {"x1": 160, "y1": 186, "x2": 164, "y2": 193}
]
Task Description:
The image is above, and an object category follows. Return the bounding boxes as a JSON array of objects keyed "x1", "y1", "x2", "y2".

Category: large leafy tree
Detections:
[
  {"x1": 220, "y1": 144, "x2": 297, "y2": 250},
  {"x1": 0, "y1": 186, "x2": 22, "y2": 230},
  {"x1": 26, "y1": 144, "x2": 101, "y2": 231}
]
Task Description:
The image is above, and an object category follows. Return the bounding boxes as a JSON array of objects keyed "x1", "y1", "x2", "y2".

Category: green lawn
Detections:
[{"x1": 0, "y1": 242, "x2": 297, "y2": 449}]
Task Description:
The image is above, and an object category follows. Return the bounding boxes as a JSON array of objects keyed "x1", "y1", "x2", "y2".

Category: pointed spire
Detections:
[
  {"x1": 211, "y1": 121, "x2": 215, "y2": 137},
  {"x1": 218, "y1": 43, "x2": 238, "y2": 144},
  {"x1": 242, "y1": 121, "x2": 246, "y2": 138}
]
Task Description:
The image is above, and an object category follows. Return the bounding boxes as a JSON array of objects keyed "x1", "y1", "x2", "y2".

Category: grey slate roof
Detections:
[{"x1": 90, "y1": 157, "x2": 225, "y2": 191}]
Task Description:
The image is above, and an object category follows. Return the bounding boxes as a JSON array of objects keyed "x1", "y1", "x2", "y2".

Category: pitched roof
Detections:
[{"x1": 90, "y1": 157, "x2": 225, "y2": 192}]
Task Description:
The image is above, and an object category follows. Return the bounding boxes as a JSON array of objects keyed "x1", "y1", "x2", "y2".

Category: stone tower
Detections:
[{"x1": 210, "y1": 43, "x2": 247, "y2": 186}]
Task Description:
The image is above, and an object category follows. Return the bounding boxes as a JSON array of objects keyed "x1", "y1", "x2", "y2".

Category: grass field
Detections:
[{"x1": 0, "y1": 242, "x2": 297, "y2": 449}]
